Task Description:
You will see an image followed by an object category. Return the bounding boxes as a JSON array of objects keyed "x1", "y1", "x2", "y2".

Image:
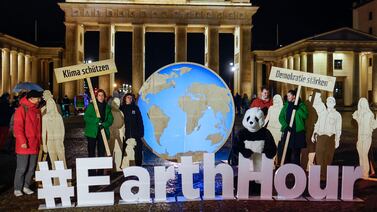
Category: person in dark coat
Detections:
[
  {"x1": 0, "y1": 93, "x2": 13, "y2": 150},
  {"x1": 62, "y1": 95, "x2": 70, "y2": 117},
  {"x1": 120, "y1": 93, "x2": 144, "y2": 166}
]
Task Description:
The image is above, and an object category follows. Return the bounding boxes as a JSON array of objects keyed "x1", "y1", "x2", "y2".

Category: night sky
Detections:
[{"x1": 0, "y1": 0, "x2": 354, "y2": 88}]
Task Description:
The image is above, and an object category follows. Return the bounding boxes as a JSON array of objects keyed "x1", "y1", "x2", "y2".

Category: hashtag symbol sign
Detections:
[{"x1": 35, "y1": 161, "x2": 74, "y2": 208}]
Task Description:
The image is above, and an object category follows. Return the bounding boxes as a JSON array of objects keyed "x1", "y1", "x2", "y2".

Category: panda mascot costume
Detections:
[
  {"x1": 231, "y1": 108, "x2": 277, "y2": 166},
  {"x1": 231, "y1": 108, "x2": 277, "y2": 194},
  {"x1": 230, "y1": 108, "x2": 276, "y2": 193}
]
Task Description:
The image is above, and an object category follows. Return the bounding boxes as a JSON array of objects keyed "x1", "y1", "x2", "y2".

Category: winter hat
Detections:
[{"x1": 27, "y1": 90, "x2": 42, "y2": 99}]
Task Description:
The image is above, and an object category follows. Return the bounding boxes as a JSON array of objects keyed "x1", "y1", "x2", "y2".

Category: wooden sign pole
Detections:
[
  {"x1": 280, "y1": 85, "x2": 302, "y2": 166},
  {"x1": 86, "y1": 77, "x2": 111, "y2": 156}
]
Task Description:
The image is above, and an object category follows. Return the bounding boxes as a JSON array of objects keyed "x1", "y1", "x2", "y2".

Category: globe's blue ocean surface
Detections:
[{"x1": 138, "y1": 63, "x2": 235, "y2": 160}]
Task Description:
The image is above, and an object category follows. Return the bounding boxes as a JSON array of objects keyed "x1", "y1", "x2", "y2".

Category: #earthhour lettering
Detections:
[
  {"x1": 275, "y1": 70, "x2": 329, "y2": 86},
  {"x1": 62, "y1": 64, "x2": 110, "y2": 78}
]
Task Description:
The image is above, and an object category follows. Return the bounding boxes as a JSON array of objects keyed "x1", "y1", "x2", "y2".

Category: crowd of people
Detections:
[
  {"x1": 0, "y1": 83, "x2": 375, "y2": 197},
  {"x1": 0, "y1": 88, "x2": 144, "y2": 197}
]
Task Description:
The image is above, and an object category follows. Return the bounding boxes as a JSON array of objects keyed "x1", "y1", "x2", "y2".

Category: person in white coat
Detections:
[{"x1": 352, "y1": 98, "x2": 377, "y2": 178}]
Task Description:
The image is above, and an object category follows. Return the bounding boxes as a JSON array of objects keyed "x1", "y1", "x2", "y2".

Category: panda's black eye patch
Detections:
[
  {"x1": 255, "y1": 117, "x2": 259, "y2": 123},
  {"x1": 247, "y1": 116, "x2": 250, "y2": 122}
]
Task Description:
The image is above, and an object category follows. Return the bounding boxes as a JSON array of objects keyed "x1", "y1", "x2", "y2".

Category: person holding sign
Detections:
[
  {"x1": 278, "y1": 89, "x2": 308, "y2": 165},
  {"x1": 84, "y1": 89, "x2": 114, "y2": 174},
  {"x1": 121, "y1": 93, "x2": 144, "y2": 166},
  {"x1": 312, "y1": 97, "x2": 342, "y2": 180}
]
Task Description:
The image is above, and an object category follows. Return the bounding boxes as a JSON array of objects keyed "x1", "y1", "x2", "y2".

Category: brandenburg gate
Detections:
[{"x1": 59, "y1": 0, "x2": 257, "y2": 98}]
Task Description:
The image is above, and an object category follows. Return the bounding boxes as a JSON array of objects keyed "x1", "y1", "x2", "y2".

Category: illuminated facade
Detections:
[
  {"x1": 252, "y1": 28, "x2": 377, "y2": 106},
  {"x1": 0, "y1": 34, "x2": 63, "y2": 97},
  {"x1": 59, "y1": 0, "x2": 257, "y2": 98}
]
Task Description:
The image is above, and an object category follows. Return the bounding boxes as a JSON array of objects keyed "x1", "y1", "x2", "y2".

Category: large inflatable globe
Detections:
[{"x1": 138, "y1": 63, "x2": 235, "y2": 161}]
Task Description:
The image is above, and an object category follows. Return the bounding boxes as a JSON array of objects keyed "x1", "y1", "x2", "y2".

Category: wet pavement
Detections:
[{"x1": 1, "y1": 111, "x2": 377, "y2": 211}]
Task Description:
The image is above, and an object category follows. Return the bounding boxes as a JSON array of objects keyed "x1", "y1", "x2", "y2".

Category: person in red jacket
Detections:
[
  {"x1": 250, "y1": 86, "x2": 273, "y2": 116},
  {"x1": 13, "y1": 90, "x2": 42, "y2": 197}
]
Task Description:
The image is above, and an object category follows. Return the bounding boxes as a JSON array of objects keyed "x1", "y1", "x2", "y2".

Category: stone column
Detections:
[
  {"x1": 256, "y1": 61, "x2": 263, "y2": 94},
  {"x1": 371, "y1": 53, "x2": 377, "y2": 105},
  {"x1": 239, "y1": 25, "x2": 252, "y2": 97},
  {"x1": 24, "y1": 54, "x2": 31, "y2": 82},
  {"x1": 10, "y1": 50, "x2": 18, "y2": 91},
  {"x1": 31, "y1": 56, "x2": 38, "y2": 83},
  {"x1": 326, "y1": 51, "x2": 334, "y2": 97},
  {"x1": 294, "y1": 54, "x2": 300, "y2": 70},
  {"x1": 205, "y1": 25, "x2": 219, "y2": 74},
  {"x1": 1, "y1": 48, "x2": 10, "y2": 94},
  {"x1": 17, "y1": 52, "x2": 25, "y2": 83},
  {"x1": 44, "y1": 60, "x2": 50, "y2": 90},
  {"x1": 63, "y1": 22, "x2": 78, "y2": 98},
  {"x1": 53, "y1": 58, "x2": 60, "y2": 98},
  {"x1": 99, "y1": 24, "x2": 111, "y2": 95},
  {"x1": 265, "y1": 62, "x2": 272, "y2": 88},
  {"x1": 76, "y1": 24, "x2": 85, "y2": 95},
  {"x1": 306, "y1": 52, "x2": 314, "y2": 73},
  {"x1": 132, "y1": 24, "x2": 145, "y2": 95},
  {"x1": 175, "y1": 24, "x2": 187, "y2": 62},
  {"x1": 354, "y1": 52, "x2": 360, "y2": 104},
  {"x1": 234, "y1": 27, "x2": 241, "y2": 95},
  {"x1": 299, "y1": 53, "x2": 307, "y2": 99},
  {"x1": 109, "y1": 24, "x2": 116, "y2": 96},
  {"x1": 276, "y1": 59, "x2": 283, "y2": 96}
]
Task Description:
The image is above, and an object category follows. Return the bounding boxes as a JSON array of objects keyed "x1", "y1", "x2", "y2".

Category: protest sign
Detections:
[
  {"x1": 54, "y1": 59, "x2": 117, "y2": 83},
  {"x1": 269, "y1": 66, "x2": 336, "y2": 165},
  {"x1": 54, "y1": 59, "x2": 118, "y2": 156}
]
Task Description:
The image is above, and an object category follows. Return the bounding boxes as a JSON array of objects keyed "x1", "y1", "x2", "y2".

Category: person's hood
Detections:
[{"x1": 19, "y1": 96, "x2": 38, "y2": 108}]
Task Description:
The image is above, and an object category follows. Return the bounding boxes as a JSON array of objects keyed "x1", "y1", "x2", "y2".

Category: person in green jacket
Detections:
[
  {"x1": 278, "y1": 89, "x2": 308, "y2": 165},
  {"x1": 84, "y1": 89, "x2": 114, "y2": 171}
]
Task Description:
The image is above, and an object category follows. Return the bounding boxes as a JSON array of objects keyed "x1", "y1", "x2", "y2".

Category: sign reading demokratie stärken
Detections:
[
  {"x1": 269, "y1": 66, "x2": 336, "y2": 91},
  {"x1": 54, "y1": 59, "x2": 117, "y2": 83}
]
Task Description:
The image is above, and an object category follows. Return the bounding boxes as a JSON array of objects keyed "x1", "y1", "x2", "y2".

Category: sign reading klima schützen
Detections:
[{"x1": 54, "y1": 59, "x2": 117, "y2": 83}]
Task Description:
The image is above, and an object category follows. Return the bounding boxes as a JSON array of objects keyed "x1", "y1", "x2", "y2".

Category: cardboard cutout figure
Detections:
[
  {"x1": 121, "y1": 138, "x2": 137, "y2": 168},
  {"x1": 352, "y1": 98, "x2": 377, "y2": 178},
  {"x1": 38, "y1": 91, "x2": 55, "y2": 167},
  {"x1": 109, "y1": 98, "x2": 125, "y2": 171},
  {"x1": 41, "y1": 97, "x2": 67, "y2": 172},
  {"x1": 265, "y1": 94, "x2": 283, "y2": 147},
  {"x1": 237, "y1": 108, "x2": 276, "y2": 175},
  {"x1": 312, "y1": 96, "x2": 342, "y2": 180},
  {"x1": 301, "y1": 91, "x2": 320, "y2": 171}
]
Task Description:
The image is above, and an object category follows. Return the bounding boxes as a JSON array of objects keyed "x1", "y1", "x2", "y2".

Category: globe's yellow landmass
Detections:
[
  {"x1": 178, "y1": 95, "x2": 207, "y2": 134},
  {"x1": 206, "y1": 133, "x2": 224, "y2": 145},
  {"x1": 147, "y1": 105, "x2": 170, "y2": 145},
  {"x1": 174, "y1": 67, "x2": 192, "y2": 75},
  {"x1": 140, "y1": 72, "x2": 177, "y2": 103},
  {"x1": 140, "y1": 67, "x2": 192, "y2": 103},
  {"x1": 188, "y1": 83, "x2": 231, "y2": 117},
  {"x1": 179, "y1": 83, "x2": 231, "y2": 135}
]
